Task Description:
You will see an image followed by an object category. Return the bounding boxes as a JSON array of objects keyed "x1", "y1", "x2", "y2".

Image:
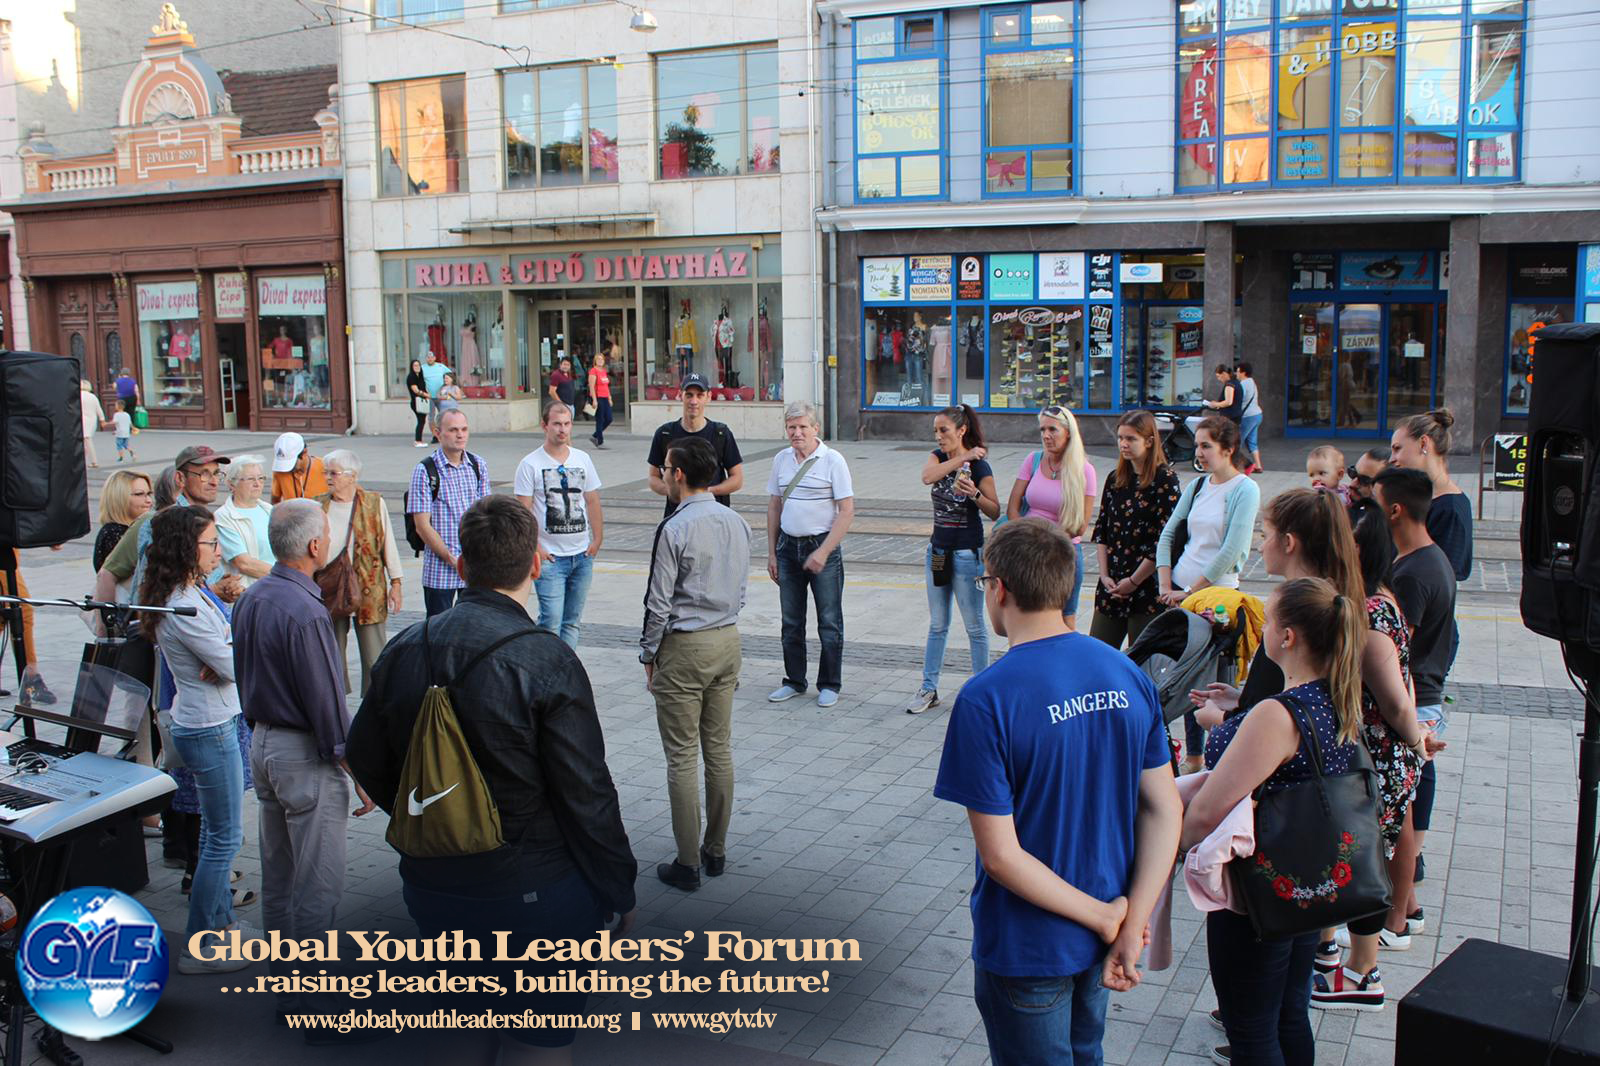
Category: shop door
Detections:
[
  {"x1": 1335, "y1": 304, "x2": 1381, "y2": 433},
  {"x1": 215, "y1": 324, "x2": 249, "y2": 430},
  {"x1": 1287, "y1": 303, "x2": 1335, "y2": 431},
  {"x1": 566, "y1": 306, "x2": 632, "y2": 418},
  {"x1": 1287, "y1": 300, "x2": 1440, "y2": 436}
]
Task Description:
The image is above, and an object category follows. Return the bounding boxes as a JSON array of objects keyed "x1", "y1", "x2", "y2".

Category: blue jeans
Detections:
[
  {"x1": 170, "y1": 717, "x2": 245, "y2": 937},
  {"x1": 536, "y1": 551, "x2": 594, "y2": 648},
  {"x1": 423, "y1": 585, "x2": 459, "y2": 617},
  {"x1": 1207, "y1": 908, "x2": 1317, "y2": 1066},
  {"x1": 1065, "y1": 542, "x2": 1086, "y2": 618},
  {"x1": 775, "y1": 533, "x2": 844, "y2": 693},
  {"x1": 975, "y1": 965, "x2": 1109, "y2": 1066},
  {"x1": 404, "y1": 871, "x2": 605, "y2": 1047},
  {"x1": 923, "y1": 546, "x2": 989, "y2": 692},
  {"x1": 591, "y1": 398, "x2": 613, "y2": 443},
  {"x1": 1240, "y1": 413, "x2": 1263, "y2": 456}
]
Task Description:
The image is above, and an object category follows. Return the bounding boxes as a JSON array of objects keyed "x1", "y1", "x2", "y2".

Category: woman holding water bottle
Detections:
[{"x1": 905, "y1": 405, "x2": 999, "y2": 716}]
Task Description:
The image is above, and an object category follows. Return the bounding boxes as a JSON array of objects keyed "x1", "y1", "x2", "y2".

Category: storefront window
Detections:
[
  {"x1": 503, "y1": 64, "x2": 618, "y2": 189},
  {"x1": 865, "y1": 308, "x2": 954, "y2": 408},
  {"x1": 956, "y1": 307, "x2": 985, "y2": 407},
  {"x1": 1505, "y1": 245, "x2": 1576, "y2": 414},
  {"x1": 755, "y1": 284, "x2": 783, "y2": 402},
  {"x1": 983, "y1": 3, "x2": 1077, "y2": 196},
  {"x1": 378, "y1": 76, "x2": 468, "y2": 197},
  {"x1": 988, "y1": 306, "x2": 1083, "y2": 411},
  {"x1": 257, "y1": 275, "x2": 331, "y2": 411},
  {"x1": 374, "y1": 0, "x2": 463, "y2": 25},
  {"x1": 137, "y1": 281, "x2": 203, "y2": 409},
  {"x1": 640, "y1": 285, "x2": 761, "y2": 399},
  {"x1": 1179, "y1": 2, "x2": 1523, "y2": 188},
  {"x1": 406, "y1": 291, "x2": 507, "y2": 398},
  {"x1": 656, "y1": 45, "x2": 780, "y2": 179},
  {"x1": 854, "y1": 14, "x2": 944, "y2": 200}
]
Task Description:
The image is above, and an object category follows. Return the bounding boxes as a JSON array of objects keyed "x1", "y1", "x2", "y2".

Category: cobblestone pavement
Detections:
[{"x1": 5, "y1": 427, "x2": 1584, "y2": 1065}]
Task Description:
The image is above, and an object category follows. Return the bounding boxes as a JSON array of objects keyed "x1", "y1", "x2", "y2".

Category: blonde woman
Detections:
[
  {"x1": 80, "y1": 380, "x2": 107, "y2": 468},
  {"x1": 211, "y1": 456, "x2": 274, "y2": 589},
  {"x1": 94, "y1": 470, "x2": 154, "y2": 573},
  {"x1": 1005, "y1": 404, "x2": 1098, "y2": 629}
]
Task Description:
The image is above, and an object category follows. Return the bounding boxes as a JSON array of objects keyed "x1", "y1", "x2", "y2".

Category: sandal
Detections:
[{"x1": 181, "y1": 869, "x2": 245, "y2": 895}]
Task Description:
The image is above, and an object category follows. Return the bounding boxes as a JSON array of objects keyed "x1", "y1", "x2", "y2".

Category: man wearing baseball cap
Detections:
[
  {"x1": 95, "y1": 444, "x2": 243, "y2": 607},
  {"x1": 270, "y1": 431, "x2": 329, "y2": 505},
  {"x1": 646, "y1": 374, "x2": 745, "y2": 519}
]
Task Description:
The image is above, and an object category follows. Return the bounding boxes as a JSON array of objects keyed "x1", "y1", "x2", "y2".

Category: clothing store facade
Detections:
[
  {"x1": 10, "y1": 182, "x2": 347, "y2": 433},
  {"x1": 835, "y1": 217, "x2": 1600, "y2": 447},
  {"x1": 374, "y1": 236, "x2": 785, "y2": 437}
]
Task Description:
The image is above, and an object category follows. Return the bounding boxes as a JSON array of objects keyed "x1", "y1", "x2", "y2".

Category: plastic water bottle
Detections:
[{"x1": 1213, "y1": 604, "x2": 1229, "y2": 628}]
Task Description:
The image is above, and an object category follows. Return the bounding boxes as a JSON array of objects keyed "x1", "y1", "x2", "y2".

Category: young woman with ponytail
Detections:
[
  {"x1": 1183, "y1": 577, "x2": 1367, "y2": 1066},
  {"x1": 1190, "y1": 489, "x2": 1423, "y2": 1014},
  {"x1": 906, "y1": 405, "x2": 1000, "y2": 715},
  {"x1": 1006, "y1": 404, "x2": 1097, "y2": 629}
]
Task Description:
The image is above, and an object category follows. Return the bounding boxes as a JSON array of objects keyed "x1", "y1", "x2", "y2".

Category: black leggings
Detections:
[
  {"x1": 413, "y1": 407, "x2": 427, "y2": 442},
  {"x1": 1412, "y1": 760, "x2": 1437, "y2": 832}
]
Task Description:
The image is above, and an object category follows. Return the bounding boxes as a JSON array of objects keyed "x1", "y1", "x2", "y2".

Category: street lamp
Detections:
[{"x1": 625, "y1": 3, "x2": 657, "y2": 31}]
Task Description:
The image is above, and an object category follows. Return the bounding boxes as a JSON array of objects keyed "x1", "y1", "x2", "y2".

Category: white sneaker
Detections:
[
  {"x1": 767, "y1": 684, "x2": 802, "y2": 703},
  {"x1": 905, "y1": 689, "x2": 939, "y2": 715},
  {"x1": 816, "y1": 690, "x2": 839, "y2": 709},
  {"x1": 177, "y1": 922, "x2": 264, "y2": 975},
  {"x1": 1334, "y1": 925, "x2": 1411, "y2": 951},
  {"x1": 413, "y1": 440, "x2": 428, "y2": 447}
]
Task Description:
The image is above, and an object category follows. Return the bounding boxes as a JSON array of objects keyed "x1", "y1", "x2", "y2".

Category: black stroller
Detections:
[
  {"x1": 1149, "y1": 407, "x2": 1206, "y2": 472},
  {"x1": 1125, "y1": 605, "x2": 1247, "y2": 727}
]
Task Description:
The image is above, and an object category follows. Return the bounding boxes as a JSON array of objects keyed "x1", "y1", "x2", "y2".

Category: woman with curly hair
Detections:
[{"x1": 141, "y1": 506, "x2": 260, "y2": 973}]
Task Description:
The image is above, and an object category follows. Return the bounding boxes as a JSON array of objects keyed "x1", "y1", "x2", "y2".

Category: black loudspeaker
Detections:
[
  {"x1": 1521, "y1": 323, "x2": 1600, "y2": 650},
  {"x1": 0, "y1": 350, "x2": 90, "y2": 549},
  {"x1": 1398, "y1": 939, "x2": 1600, "y2": 1064}
]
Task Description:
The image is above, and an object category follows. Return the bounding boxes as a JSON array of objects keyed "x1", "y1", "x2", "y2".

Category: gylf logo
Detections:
[{"x1": 17, "y1": 888, "x2": 169, "y2": 1040}]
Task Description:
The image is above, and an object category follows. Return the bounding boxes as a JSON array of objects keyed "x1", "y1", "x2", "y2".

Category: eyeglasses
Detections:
[
  {"x1": 329, "y1": 469, "x2": 356, "y2": 479},
  {"x1": 197, "y1": 539, "x2": 220, "y2": 550},
  {"x1": 974, "y1": 575, "x2": 1002, "y2": 592},
  {"x1": 183, "y1": 468, "x2": 222, "y2": 482},
  {"x1": 234, "y1": 475, "x2": 265, "y2": 484},
  {"x1": 662, "y1": 464, "x2": 677, "y2": 475}
]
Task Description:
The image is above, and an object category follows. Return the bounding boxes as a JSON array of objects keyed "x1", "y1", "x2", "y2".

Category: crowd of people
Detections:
[{"x1": 0, "y1": 378, "x2": 1478, "y2": 1064}]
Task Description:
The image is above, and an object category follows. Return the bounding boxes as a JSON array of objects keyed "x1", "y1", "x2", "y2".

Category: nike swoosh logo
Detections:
[{"x1": 407, "y1": 783, "x2": 459, "y2": 816}]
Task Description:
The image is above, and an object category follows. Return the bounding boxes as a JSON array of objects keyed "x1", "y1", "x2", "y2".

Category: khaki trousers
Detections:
[
  {"x1": 331, "y1": 616, "x2": 387, "y2": 696},
  {"x1": 652, "y1": 625, "x2": 741, "y2": 868}
]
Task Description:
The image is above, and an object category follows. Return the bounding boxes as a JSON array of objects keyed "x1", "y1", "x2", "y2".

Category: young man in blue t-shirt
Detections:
[{"x1": 935, "y1": 518, "x2": 1182, "y2": 1065}]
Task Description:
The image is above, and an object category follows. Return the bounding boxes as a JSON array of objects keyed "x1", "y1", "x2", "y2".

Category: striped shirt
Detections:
[{"x1": 408, "y1": 449, "x2": 489, "y2": 590}]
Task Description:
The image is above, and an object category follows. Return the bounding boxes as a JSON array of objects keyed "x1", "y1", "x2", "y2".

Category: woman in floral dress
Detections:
[{"x1": 1090, "y1": 410, "x2": 1181, "y2": 650}]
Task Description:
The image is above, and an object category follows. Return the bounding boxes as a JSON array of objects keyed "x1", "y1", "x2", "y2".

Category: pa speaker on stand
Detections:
[{"x1": 1398, "y1": 323, "x2": 1600, "y2": 1063}]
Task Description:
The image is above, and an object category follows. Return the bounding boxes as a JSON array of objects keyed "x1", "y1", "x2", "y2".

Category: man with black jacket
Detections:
[{"x1": 348, "y1": 495, "x2": 636, "y2": 1058}]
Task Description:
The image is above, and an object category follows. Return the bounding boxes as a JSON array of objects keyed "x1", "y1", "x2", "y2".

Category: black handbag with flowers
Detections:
[{"x1": 1226, "y1": 690, "x2": 1392, "y2": 940}]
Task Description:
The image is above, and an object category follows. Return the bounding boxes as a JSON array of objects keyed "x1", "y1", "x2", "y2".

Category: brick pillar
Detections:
[
  {"x1": 1204, "y1": 221, "x2": 1236, "y2": 374},
  {"x1": 1444, "y1": 217, "x2": 1505, "y2": 453}
]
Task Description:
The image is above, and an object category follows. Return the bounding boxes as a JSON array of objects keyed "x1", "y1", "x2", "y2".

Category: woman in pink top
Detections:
[
  {"x1": 587, "y1": 348, "x2": 613, "y2": 447},
  {"x1": 1005, "y1": 404, "x2": 1098, "y2": 628}
]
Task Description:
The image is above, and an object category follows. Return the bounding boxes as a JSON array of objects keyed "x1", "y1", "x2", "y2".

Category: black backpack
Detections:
[{"x1": 404, "y1": 453, "x2": 485, "y2": 556}]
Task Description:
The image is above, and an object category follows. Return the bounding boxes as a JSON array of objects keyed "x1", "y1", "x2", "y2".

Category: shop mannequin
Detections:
[
  {"x1": 170, "y1": 322, "x2": 192, "y2": 362},
  {"x1": 158, "y1": 324, "x2": 172, "y2": 361},
  {"x1": 963, "y1": 314, "x2": 983, "y2": 379},
  {"x1": 460, "y1": 308, "x2": 480, "y2": 384},
  {"x1": 673, "y1": 299, "x2": 696, "y2": 379},
  {"x1": 906, "y1": 311, "x2": 929, "y2": 402},
  {"x1": 748, "y1": 298, "x2": 775, "y2": 398},
  {"x1": 427, "y1": 309, "x2": 446, "y2": 363},
  {"x1": 929, "y1": 316, "x2": 950, "y2": 396},
  {"x1": 271, "y1": 324, "x2": 294, "y2": 366},
  {"x1": 489, "y1": 305, "x2": 506, "y2": 386},
  {"x1": 308, "y1": 319, "x2": 329, "y2": 391},
  {"x1": 714, "y1": 301, "x2": 735, "y2": 386}
]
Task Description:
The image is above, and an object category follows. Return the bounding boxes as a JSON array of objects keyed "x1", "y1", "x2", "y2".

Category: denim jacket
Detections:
[{"x1": 347, "y1": 589, "x2": 637, "y2": 913}]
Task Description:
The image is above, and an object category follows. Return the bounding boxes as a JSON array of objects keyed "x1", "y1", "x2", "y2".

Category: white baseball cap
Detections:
[{"x1": 272, "y1": 431, "x2": 306, "y2": 473}]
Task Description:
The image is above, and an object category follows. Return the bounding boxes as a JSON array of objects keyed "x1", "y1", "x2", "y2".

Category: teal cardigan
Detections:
[{"x1": 1155, "y1": 473, "x2": 1261, "y2": 586}]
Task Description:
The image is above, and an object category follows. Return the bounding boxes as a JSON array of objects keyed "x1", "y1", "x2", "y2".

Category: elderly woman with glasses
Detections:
[
  {"x1": 317, "y1": 449, "x2": 403, "y2": 695},
  {"x1": 211, "y1": 455, "x2": 275, "y2": 589}
]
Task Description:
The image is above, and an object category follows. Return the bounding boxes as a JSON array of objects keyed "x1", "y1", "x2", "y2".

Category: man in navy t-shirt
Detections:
[{"x1": 935, "y1": 518, "x2": 1182, "y2": 1066}]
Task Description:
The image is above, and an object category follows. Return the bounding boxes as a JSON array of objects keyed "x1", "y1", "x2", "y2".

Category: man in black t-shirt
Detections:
[{"x1": 646, "y1": 374, "x2": 745, "y2": 517}]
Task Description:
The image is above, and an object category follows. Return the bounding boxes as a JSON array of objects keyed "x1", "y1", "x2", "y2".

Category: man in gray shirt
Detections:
[{"x1": 641, "y1": 436, "x2": 752, "y2": 892}]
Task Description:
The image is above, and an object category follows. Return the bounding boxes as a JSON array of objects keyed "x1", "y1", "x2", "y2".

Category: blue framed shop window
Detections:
[
  {"x1": 853, "y1": 13, "x2": 947, "y2": 201},
  {"x1": 1176, "y1": 1, "x2": 1525, "y2": 191},
  {"x1": 860, "y1": 252, "x2": 1127, "y2": 416},
  {"x1": 1503, "y1": 245, "x2": 1577, "y2": 417},
  {"x1": 980, "y1": 3, "x2": 1080, "y2": 197}
]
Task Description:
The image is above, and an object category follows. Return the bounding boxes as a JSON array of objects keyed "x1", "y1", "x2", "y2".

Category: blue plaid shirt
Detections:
[{"x1": 409, "y1": 449, "x2": 489, "y2": 590}]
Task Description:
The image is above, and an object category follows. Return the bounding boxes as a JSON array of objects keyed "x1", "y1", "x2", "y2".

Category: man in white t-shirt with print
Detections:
[
  {"x1": 514, "y1": 403, "x2": 604, "y2": 649},
  {"x1": 765, "y1": 402, "x2": 855, "y2": 708}
]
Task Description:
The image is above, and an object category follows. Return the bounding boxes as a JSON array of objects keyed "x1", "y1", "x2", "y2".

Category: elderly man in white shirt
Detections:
[{"x1": 765, "y1": 402, "x2": 855, "y2": 708}]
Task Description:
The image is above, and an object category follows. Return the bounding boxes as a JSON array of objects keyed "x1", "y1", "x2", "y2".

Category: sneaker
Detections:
[
  {"x1": 817, "y1": 689, "x2": 839, "y2": 709},
  {"x1": 1313, "y1": 940, "x2": 1342, "y2": 974},
  {"x1": 1405, "y1": 908, "x2": 1425, "y2": 936},
  {"x1": 413, "y1": 440, "x2": 427, "y2": 447},
  {"x1": 176, "y1": 922, "x2": 264, "y2": 974},
  {"x1": 1208, "y1": 1008, "x2": 1224, "y2": 1032},
  {"x1": 767, "y1": 684, "x2": 802, "y2": 703},
  {"x1": 905, "y1": 689, "x2": 939, "y2": 715},
  {"x1": 1211, "y1": 1047, "x2": 1231, "y2": 1065},
  {"x1": 1311, "y1": 966, "x2": 1386, "y2": 1012},
  {"x1": 1335, "y1": 924, "x2": 1410, "y2": 951}
]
